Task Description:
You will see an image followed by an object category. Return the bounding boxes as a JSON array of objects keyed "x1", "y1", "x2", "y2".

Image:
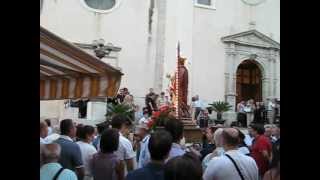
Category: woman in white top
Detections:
[
  {"x1": 202, "y1": 128, "x2": 225, "y2": 170},
  {"x1": 246, "y1": 99, "x2": 256, "y2": 126},
  {"x1": 76, "y1": 125, "x2": 97, "y2": 180}
]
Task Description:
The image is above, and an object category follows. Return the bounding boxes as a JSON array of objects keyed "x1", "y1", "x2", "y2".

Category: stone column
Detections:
[
  {"x1": 262, "y1": 78, "x2": 269, "y2": 102},
  {"x1": 153, "y1": 0, "x2": 167, "y2": 92},
  {"x1": 269, "y1": 49, "x2": 277, "y2": 98},
  {"x1": 272, "y1": 59, "x2": 277, "y2": 97},
  {"x1": 267, "y1": 57, "x2": 273, "y2": 99},
  {"x1": 272, "y1": 51, "x2": 279, "y2": 98},
  {"x1": 225, "y1": 45, "x2": 237, "y2": 112}
]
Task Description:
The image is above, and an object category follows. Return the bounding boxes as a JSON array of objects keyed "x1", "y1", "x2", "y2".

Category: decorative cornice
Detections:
[{"x1": 221, "y1": 29, "x2": 280, "y2": 50}]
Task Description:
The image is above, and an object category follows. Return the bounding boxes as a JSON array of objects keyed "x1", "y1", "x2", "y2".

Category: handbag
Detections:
[{"x1": 225, "y1": 154, "x2": 245, "y2": 180}]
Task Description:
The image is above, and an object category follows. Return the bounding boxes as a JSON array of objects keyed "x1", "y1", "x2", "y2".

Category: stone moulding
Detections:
[{"x1": 221, "y1": 29, "x2": 280, "y2": 50}]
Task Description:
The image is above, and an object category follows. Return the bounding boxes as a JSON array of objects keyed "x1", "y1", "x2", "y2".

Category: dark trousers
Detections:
[
  {"x1": 199, "y1": 117, "x2": 208, "y2": 128},
  {"x1": 237, "y1": 113, "x2": 247, "y2": 127},
  {"x1": 194, "y1": 107, "x2": 201, "y2": 119}
]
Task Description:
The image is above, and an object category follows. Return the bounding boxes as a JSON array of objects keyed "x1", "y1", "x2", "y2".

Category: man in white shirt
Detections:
[
  {"x1": 45, "y1": 119, "x2": 53, "y2": 135},
  {"x1": 76, "y1": 125, "x2": 98, "y2": 179},
  {"x1": 40, "y1": 120, "x2": 49, "y2": 144},
  {"x1": 192, "y1": 95, "x2": 205, "y2": 124},
  {"x1": 138, "y1": 111, "x2": 150, "y2": 125},
  {"x1": 203, "y1": 128, "x2": 259, "y2": 180},
  {"x1": 136, "y1": 122, "x2": 151, "y2": 168},
  {"x1": 111, "y1": 115, "x2": 136, "y2": 172}
]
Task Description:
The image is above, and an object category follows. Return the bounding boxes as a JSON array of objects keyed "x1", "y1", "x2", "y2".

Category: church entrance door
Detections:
[{"x1": 236, "y1": 60, "x2": 262, "y2": 104}]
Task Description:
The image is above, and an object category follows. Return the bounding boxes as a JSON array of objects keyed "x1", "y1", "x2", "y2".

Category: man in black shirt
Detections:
[
  {"x1": 116, "y1": 88, "x2": 126, "y2": 104},
  {"x1": 145, "y1": 88, "x2": 157, "y2": 116}
]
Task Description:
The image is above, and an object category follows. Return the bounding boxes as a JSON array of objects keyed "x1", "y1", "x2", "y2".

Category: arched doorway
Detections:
[{"x1": 236, "y1": 60, "x2": 262, "y2": 104}]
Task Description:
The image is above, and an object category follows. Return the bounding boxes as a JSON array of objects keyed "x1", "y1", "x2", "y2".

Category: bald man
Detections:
[
  {"x1": 40, "y1": 143, "x2": 77, "y2": 180},
  {"x1": 203, "y1": 128, "x2": 259, "y2": 180}
]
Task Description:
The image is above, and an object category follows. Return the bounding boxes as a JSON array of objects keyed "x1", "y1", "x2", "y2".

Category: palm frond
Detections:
[
  {"x1": 106, "y1": 103, "x2": 134, "y2": 121},
  {"x1": 209, "y1": 101, "x2": 232, "y2": 113}
]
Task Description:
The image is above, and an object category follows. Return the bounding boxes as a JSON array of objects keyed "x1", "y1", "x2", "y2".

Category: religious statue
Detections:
[{"x1": 177, "y1": 57, "x2": 190, "y2": 118}]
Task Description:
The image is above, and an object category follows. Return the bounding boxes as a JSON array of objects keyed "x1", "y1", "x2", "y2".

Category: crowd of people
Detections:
[
  {"x1": 40, "y1": 87, "x2": 280, "y2": 180},
  {"x1": 237, "y1": 98, "x2": 280, "y2": 127},
  {"x1": 40, "y1": 113, "x2": 280, "y2": 180}
]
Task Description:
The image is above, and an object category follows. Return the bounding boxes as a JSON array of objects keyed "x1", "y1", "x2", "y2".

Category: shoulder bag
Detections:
[
  {"x1": 225, "y1": 154, "x2": 245, "y2": 180},
  {"x1": 52, "y1": 167, "x2": 65, "y2": 180}
]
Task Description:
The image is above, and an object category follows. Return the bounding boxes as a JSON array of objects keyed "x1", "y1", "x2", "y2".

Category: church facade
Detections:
[{"x1": 40, "y1": 0, "x2": 279, "y2": 121}]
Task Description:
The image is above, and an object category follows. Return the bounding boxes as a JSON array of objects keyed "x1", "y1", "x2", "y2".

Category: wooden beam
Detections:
[
  {"x1": 41, "y1": 37, "x2": 106, "y2": 73},
  {"x1": 40, "y1": 48, "x2": 91, "y2": 73},
  {"x1": 61, "y1": 78, "x2": 69, "y2": 99},
  {"x1": 40, "y1": 66, "x2": 59, "y2": 76},
  {"x1": 75, "y1": 78, "x2": 83, "y2": 98},
  {"x1": 40, "y1": 59, "x2": 83, "y2": 77},
  {"x1": 90, "y1": 76, "x2": 100, "y2": 97},
  {"x1": 50, "y1": 79, "x2": 57, "y2": 99},
  {"x1": 40, "y1": 80, "x2": 45, "y2": 98}
]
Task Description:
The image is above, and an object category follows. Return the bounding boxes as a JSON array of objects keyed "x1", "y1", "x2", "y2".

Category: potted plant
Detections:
[
  {"x1": 105, "y1": 103, "x2": 135, "y2": 122},
  {"x1": 209, "y1": 101, "x2": 232, "y2": 124}
]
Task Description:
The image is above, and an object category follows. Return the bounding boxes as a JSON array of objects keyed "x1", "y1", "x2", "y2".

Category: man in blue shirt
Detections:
[
  {"x1": 126, "y1": 130, "x2": 172, "y2": 180},
  {"x1": 54, "y1": 119, "x2": 84, "y2": 180}
]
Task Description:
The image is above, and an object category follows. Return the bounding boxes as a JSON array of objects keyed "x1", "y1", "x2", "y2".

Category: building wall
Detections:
[
  {"x1": 190, "y1": 0, "x2": 280, "y2": 104},
  {"x1": 41, "y1": 0, "x2": 155, "y2": 106},
  {"x1": 40, "y1": 0, "x2": 280, "y2": 115}
]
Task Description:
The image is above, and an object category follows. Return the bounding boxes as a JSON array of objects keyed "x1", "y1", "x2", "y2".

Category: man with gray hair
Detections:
[
  {"x1": 203, "y1": 128, "x2": 259, "y2": 180},
  {"x1": 264, "y1": 124, "x2": 273, "y2": 142},
  {"x1": 40, "y1": 120, "x2": 49, "y2": 144},
  {"x1": 202, "y1": 127, "x2": 225, "y2": 170},
  {"x1": 40, "y1": 143, "x2": 77, "y2": 180}
]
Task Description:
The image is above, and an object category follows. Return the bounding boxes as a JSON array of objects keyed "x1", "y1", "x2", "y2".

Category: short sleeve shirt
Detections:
[
  {"x1": 251, "y1": 135, "x2": 272, "y2": 175},
  {"x1": 167, "y1": 143, "x2": 186, "y2": 161},
  {"x1": 55, "y1": 136, "x2": 84, "y2": 171},
  {"x1": 40, "y1": 162, "x2": 78, "y2": 180},
  {"x1": 138, "y1": 135, "x2": 151, "y2": 168},
  {"x1": 115, "y1": 133, "x2": 135, "y2": 161},
  {"x1": 203, "y1": 150, "x2": 259, "y2": 180},
  {"x1": 76, "y1": 141, "x2": 97, "y2": 176}
]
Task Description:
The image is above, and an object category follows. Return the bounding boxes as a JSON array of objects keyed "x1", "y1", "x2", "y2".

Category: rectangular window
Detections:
[
  {"x1": 195, "y1": 0, "x2": 216, "y2": 10},
  {"x1": 197, "y1": 0, "x2": 211, "y2": 6}
]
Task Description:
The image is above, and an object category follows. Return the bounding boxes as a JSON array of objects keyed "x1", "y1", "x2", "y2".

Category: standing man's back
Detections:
[
  {"x1": 203, "y1": 128, "x2": 259, "y2": 180},
  {"x1": 54, "y1": 119, "x2": 84, "y2": 180},
  {"x1": 126, "y1": 130, "x2": 173, "y2": 180},
  {"x1": 204, "y1": 151, "x2": 258, "y2": 180}
]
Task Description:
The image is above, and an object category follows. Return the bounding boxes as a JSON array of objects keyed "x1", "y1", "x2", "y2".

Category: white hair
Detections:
[
  {"x1": 213, "y1": 128, "x2": 224, "y2": 147},
  {"x1": 264, "y1": 124, "x2": 273, "y2": 129},
  {"x1": 41, "y1": 143, "x2": 61, "y2": 163}
]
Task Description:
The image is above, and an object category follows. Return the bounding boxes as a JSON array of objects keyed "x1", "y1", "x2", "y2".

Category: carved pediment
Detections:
[{"x1": 221, "y1": 30, "x2": 280, "y2": 50}]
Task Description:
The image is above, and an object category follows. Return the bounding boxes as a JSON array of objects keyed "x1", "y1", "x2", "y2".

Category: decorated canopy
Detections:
[{"x1": 40, "y1": 26, "x2": 123, "y2": 100}]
